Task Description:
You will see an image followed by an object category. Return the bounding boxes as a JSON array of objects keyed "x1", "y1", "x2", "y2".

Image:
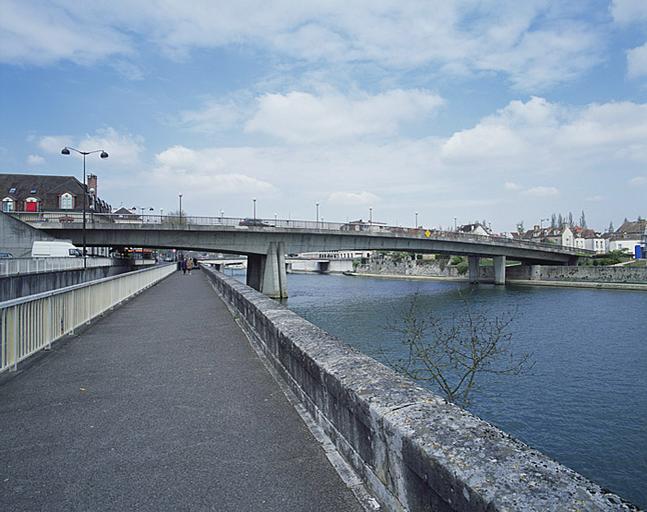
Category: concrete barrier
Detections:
[{"x1": 203, "y1": 267, "x2": 636, "y2": 511}]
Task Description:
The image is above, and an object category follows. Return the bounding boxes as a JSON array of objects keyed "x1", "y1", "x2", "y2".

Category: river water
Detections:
[{"x1": 228, "y1": 270, "x2": 647, "y2": 507}]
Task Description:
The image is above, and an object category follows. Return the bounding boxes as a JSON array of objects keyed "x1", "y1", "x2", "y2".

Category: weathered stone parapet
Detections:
[{"x1": 203, "y1": 266, "x2": 638, "y2": 511}]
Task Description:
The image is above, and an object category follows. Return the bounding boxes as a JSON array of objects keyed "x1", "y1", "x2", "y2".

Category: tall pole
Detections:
[
  {"x1": 454, "y1": 217, "x2": 457, "y2": 231},
  {"x1": 82, "y1": 154, "x2": 87, "y2": 269},
  {"x1": 415, "y1": 211, "x2": 418, "y2": 228},
  {"x1": 369, "y1": 207, "x2": 373, "y2": 225},
  {"x1": 179, "y1": 194, "x2": 183, "y2": 223},
  {"x1": 253, "y1": 198, "x2": 257, "y2": 221},
  {"x1": 316, "y1": 202, "x2": 319, "y2": 227}
]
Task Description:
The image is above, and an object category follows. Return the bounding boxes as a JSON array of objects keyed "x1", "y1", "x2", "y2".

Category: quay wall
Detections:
[
  {"x1": 0, "y1": 262, "x2": 132, "y2": 301},
  {"x1": 203, "y1": 266, "x2": 634, "y2": 511}
]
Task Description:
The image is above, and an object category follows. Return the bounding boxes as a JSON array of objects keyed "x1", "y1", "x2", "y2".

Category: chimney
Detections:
[{"x1": 87, "y1": 174, "x2": 98, "y2": 196}]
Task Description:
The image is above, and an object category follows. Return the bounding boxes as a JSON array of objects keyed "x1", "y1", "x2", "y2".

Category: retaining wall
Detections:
[
  {"x1": 203, "y1": 266, "x2": 635, "y2": 511},
  {"x1": 507, "y1": 265, "x2": 647, "y2": 283},
  {"x1": 0, "y1": 262, "x2": 132, "y2": 301}
]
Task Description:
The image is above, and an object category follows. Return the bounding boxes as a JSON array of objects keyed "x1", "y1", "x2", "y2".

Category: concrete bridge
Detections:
[{"x1": 10, "y1": 212, "x2": 590, "y2": 298}]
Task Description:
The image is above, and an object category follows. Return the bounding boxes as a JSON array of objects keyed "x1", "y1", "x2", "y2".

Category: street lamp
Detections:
[
  {"x1": 274, "y1": 212, "x2": 278, "y2": 225},
  {"x1": 132, "y1": 206, "x2": 154, "y2": 222},
  {"x1": 253, "y1": 198, "x2": 257, "y2": 221},
  {"x1": 316, "y1": 202, "x2": 319, "y2": 227},
  {"x1": 61, "y1": 146, "x2": 108, "y2": 268},
  {"x1": 415, "y1": 211, "x2": 418, "y2": 228},
  {"x1": 454, "y1": 217, "x2": 457, "y2": 231},
  {"x1": 178, "y1": 194, "x2": 183, "y2": 223},
  {"x1": 369, "y1": 207, "x2": 373, "y2": 225}
]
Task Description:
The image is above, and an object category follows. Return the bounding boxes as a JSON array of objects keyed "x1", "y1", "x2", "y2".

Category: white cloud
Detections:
[
  {"x1": 328, "y1": 191, "x2": 379, "y2": 205},
  {"x1": 504, "y1": 182, "x2": 522, "y2": 190},
  {"x1": 627, "y1": 42, "x2": 647, "y2": 78},
  {"x1": 0, "y1": 0, "x2": 129, "y2": 65},
  {"x1": 522, "y1": 186, "x2": 559, "y2": 197},
  {"x1": 38, "y1": 128, "x2": 144, "y2": 168},
  {"x1": 245, "y1": 89, "x2": 443, "y2": 143},
  {"x1": 150, "y1": 145, "x2": 276, "y2": 196},
  {"x1": 629, "y1": 176, "x2": 647, "y2": 185},
  {"x1": 611, "y1": 0, "x2": 647, "y2": 23},
  {"x1": 178, "y1": 99, "x2": 247, "y2": 133},
  {"x1": 26, "y1": 154, "x2": 45, "y2": 166},
  {"x1": 0, "y1": 1, "x2": 603, "y2": 90}
]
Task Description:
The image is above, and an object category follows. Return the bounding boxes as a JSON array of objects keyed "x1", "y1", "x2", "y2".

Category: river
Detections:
[{"x1": 228, "y1": 270, "x2": 647, "y2": 508}]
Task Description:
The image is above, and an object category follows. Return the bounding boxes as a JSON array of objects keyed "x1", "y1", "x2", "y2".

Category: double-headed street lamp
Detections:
[{"x1": 61, "y1": 146, "x2": 109, "y2": 268}]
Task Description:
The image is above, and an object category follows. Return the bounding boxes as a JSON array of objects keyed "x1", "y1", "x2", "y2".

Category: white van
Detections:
[{"x1": 31, "y1": 241, "x2": 83, "y2": 258}]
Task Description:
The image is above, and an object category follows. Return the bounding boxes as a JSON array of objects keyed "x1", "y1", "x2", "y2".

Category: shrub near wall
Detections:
[{"x1": 203, "y1": 267, "x2": 635, "y2": 512}]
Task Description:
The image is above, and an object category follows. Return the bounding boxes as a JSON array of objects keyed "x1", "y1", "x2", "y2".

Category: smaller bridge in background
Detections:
[{"x1": 10, "y1": 212, "x2": 592, "y2": 298}]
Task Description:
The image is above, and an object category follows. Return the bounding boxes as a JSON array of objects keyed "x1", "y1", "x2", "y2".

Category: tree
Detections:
[
  {"x1": 163, "y1": 209, "x2": 190, "y2": 225},
  {"x1": 557, "y1": 213, "x2": 564, "y2": 228},
  {"x1": 579, "y1": 210, "x2": 587, "y2": 228},
  {"x1": 550, "y1": 213, "x2": 557, "y2": 228},
  {"x1": 384, "y1": 294, "x2": 533, "y2": 407},
  {"x1": 568, "y1": 212, "x2": 574, "y2": 227},
  {"x1": 608, "y1": 221, "x2": 614, "y2": 233}
]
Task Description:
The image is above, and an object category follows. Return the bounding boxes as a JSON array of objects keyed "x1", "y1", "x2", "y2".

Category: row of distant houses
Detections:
[{"x1": 457, "y1": 220, "x2": 646, "y2": 255}]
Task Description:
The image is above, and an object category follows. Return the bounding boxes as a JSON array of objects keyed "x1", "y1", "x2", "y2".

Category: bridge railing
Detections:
[
  {"x1": 9, "y1": 211, "x2": 593, "y2": 255},
  {"x1": 0, "y1": 263, "x2": 175, "y2": 374},
  {"x1": 0, "y1": 257, "x2": 115, "y2": 277}
]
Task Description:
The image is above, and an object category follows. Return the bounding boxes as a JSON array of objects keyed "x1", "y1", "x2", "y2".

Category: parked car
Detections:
[
  {"x1": 0, "y1": 251, "x2": 13, "y2": 258},
  {"x1": 31, "y1": 241, "x2": 82, "y2": 257}
]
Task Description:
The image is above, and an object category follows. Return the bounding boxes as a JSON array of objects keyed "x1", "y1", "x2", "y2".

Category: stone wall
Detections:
[
  {"x1": 507, "y1": 265, "x2": 647, "y2": 284},
  {"x1": 0, "y1": 212, "x2": 55, "y2": 258},
  {"x1": 203, "y1": 266, "x2": 635, "y2": 511}
]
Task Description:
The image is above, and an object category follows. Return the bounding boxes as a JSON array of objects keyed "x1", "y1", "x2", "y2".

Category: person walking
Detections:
[
  {"x1": 181, "y1": 258, "x2": 187, "y2": 275},
  {"x1": 186, "y1": 257, "x2": 194, "y2": 275}
]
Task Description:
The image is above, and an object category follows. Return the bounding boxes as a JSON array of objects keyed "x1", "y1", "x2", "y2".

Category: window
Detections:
[
  {"x1": 8, "y1": 187, "x2": 16, "y2": 194},
  {"x1": 59, "y1": 192, "x2": 74, "y2": 209},
  {"x1": 24, "y1": 197, "x2": 39, "y2": 212},
  {"x1": 2, "y1": 197, "x2": 14, "y2": 212},
  {"x1": 30, "y1": 188, "x2": 37, "y2": 194}
]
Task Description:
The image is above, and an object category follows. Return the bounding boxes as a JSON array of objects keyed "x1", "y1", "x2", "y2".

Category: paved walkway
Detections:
[{"x1": 0, "y1": 271, "x2": 363, "y2": 512}]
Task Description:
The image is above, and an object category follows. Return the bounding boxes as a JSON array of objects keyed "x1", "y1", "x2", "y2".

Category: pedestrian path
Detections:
[{"x1": 0, "y1": 270, "x2": 364, "y2": 512}]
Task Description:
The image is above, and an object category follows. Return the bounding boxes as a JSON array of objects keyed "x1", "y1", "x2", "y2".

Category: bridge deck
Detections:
[{"x1": 0, "y1": 271, "x2": 363, "y2": 511}]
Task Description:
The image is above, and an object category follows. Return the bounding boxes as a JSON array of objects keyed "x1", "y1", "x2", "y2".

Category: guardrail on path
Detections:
[
  {"x1": 0, "y1": 257, "x2": 115, "y2": 277},
  {"x1": 0, "y1": 263, "x2": 175, "y2": 374}
]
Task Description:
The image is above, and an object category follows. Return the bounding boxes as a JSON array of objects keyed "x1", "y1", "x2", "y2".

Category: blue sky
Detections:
[{"x1": 2, "y1": 0, "x2": 647, "y2": 231}]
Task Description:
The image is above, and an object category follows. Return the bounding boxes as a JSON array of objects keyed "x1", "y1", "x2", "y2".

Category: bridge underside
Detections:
[{"x1": 30, "y1": 224, "x2": 580, "y2": 296}]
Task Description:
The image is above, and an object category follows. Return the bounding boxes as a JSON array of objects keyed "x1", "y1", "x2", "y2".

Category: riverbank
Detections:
[{"x1": 346, "y1": 271, "x2": 647, "y2": 291}]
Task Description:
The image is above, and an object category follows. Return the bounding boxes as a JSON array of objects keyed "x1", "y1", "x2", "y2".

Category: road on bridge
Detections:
[{"x1": 0, "y1": 271, "x2": 364, "y2": 512}]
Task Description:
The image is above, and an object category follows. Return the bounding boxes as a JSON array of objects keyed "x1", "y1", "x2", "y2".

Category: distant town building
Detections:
[
  {"x1": 0, "y1": 173, "x2": 111, "y2": 214},
  {"x1": 522, "y1": 225, "x2": 574, "y2": 248},
  {"x1": 606, "y1": 218, "x2": 646, "y2": 254},
  {"x1": 572, "y1": 227, "x2": 607, "y2": 254},
  {"x1": 456, "y1": 223, "x2": 491, "y2": 237}
]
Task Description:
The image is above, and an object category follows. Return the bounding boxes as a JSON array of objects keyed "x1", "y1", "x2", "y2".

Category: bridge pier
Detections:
[
  {"x1": 493, "y1": 255, "x2": 506, "y2": 285},
  {"x1": 247, "y1": 242, "x2": 288, "y2": 299},
  {"x1": 468, "y1": 255, "x2": 480, "y2": 283}
]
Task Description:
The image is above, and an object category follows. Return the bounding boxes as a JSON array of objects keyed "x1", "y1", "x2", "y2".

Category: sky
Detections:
[{"x1": 2, "y1": 0, "x2": 647, "y2": 232}]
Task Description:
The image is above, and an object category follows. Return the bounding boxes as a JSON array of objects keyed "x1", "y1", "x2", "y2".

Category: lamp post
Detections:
[
  {"x1": 132, "y1": 206, "x2": 154, "y2": 223},
  {"x1": 415, "y1": 211, "x2": 418, "y2": 228},
  {"x1": 178, "y1": 194, "x2": 183, "y2": 223},
  {"x1": 253, "y1": 198, "x2": 257, "y2": 221},
  {"x1": 454, "y1": 217, "x2": 457, "y2": 231},
  {"x1": 369, "y1": 207, "x2": 373, "y2": 225},
  {"x1": 274, "y1": 212, "x2": 278, "y2": 225},
  {"x1": 160, "y1": 208, "x2": 164, "y2": 224},
  {"x1": 316, "y1": 202, "x2": 319, "y2": 227},
  {"x1": 61, "y1": 146, "x2": 108, "y2": 268}
]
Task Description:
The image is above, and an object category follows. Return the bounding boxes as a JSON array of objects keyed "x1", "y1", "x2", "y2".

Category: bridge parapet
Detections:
[{"x1": 203, "y1": 266, "x2": 635, "y2": 511}]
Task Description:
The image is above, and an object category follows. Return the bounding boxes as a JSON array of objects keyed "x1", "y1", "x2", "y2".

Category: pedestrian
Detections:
[
  {"x1": 193, "y1": 257, "x2": 198, "y2": 269},
  {"x1": 181, "y1": 259, "x2": 187, "y2": 274},
  {"x1": 186, "y1": 257, "x2": 194, "y2": 275}
]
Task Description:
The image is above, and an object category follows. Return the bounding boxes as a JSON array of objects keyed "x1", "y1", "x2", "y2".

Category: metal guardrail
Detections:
[
  {"x1": 9, "y1": 211, "x2": 594, "y2": 256},
  {"x1": 0, "y1": 263, "x2": 175, "y2": 374},
  {"x1": 0, "y1": 257, "x2": 115, "y2": 277}
]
